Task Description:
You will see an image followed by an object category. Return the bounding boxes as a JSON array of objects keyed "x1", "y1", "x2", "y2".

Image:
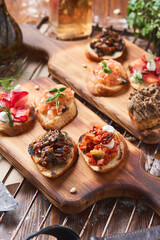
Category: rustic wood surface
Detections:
[
  {"x1": 1, "y1": 77, "x2": 160, "y2": 215},
  {"x1": 21, "y1": 24, "x2": 160, "y2": 144},
  {"x1": 0, "y1": 0, "x2": 160, "y2": 239}
]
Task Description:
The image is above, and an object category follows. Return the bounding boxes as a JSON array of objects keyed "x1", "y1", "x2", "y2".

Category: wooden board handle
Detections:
[
  {"x1": 123, "y1": 150, "x2": 160, "y2": 215},
  {"x1": 20, "y1": 24, "x2": 54, "y2": 59}
]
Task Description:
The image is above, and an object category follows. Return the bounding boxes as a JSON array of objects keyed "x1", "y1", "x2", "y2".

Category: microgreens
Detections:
[
  {"x1": 132, "y1": 70, "x2": 144, "y2": 83},
  {"x1": 102, "y1": 61, "x2": 112, "y2": 74},
  {"x1": 0, "y1": 59, "x2": 22, "y2": 92},
  {"x1": 45, "y1": 87, "x2": 68, "y2": 113}
]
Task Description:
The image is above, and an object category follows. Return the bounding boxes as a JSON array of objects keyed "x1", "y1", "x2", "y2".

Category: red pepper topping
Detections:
[{"x1": 79, "y1": 126, "x2": 120, "y2": 167}]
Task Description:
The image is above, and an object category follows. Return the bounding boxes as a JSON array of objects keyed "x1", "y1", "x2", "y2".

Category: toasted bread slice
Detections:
[
  {"x1": 78, "y1": 127, "x2": 127, "y2": 173},
  {"x1": 28, "y1": 130, "x2": 78, "y2": 178},
  {"x1": 128, "y1": 84, "x2": 160, "y2": 130},
  {"x1": 127, "y1": 59, "x2": 148, "y2": 90},
  {"x1": 35, "y1": 85, "x2": 77, "y2": 130},
  {"x1": 128, "y1": 111, "x2": 160, "y2": 131},
  {"x1": 86, "y1": 42, "x2": 124, "y2": 62},
  {"x1": 86, "y1": 70, "x2": 128, "y2": 96},
  {"x1": 86, "y1": 60, "x2": 128, "y2": 96},
  {"x1": 0, "y1": 107, "x2": 35, "y2": 136},
  {"x1": 127, "y1": 58, "x2": 160, "y2": 90}
]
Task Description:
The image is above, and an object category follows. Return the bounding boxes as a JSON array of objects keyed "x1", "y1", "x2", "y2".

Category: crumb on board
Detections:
[
  {"x1": 34, "y1": 85, "x2": 39, "y2": 90},
  {"x1": 82, "y1": 63, "x2": 87, "y2": 68},
  {"x1": 70, "y1": 187, "x2": 77, "y2": 194},
  {"x1": 113, "y1": 9, "x2": 121, "y2": 15}
]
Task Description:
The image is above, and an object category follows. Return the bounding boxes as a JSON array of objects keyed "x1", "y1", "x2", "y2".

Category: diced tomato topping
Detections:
[
  {"x1": 97, "y1": 159, "x2": 105, "y2": 166},
  {"x1": 88, "y1": 157, "x2": 97, "y2": 165},
  {"x1": 79, "y1": 126, "x2": 120, "y2": 167},
  {"x1": 143, "y1": 73, "x2": 159, "y2": 84}
]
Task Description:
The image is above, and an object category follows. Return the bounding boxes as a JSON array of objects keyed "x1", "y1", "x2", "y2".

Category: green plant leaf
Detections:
[{"x1": 49, "y1": 88, "x2": 58, "y2": 93}]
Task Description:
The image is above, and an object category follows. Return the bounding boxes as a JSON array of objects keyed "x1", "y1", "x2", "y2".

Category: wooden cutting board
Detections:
[
  {"x1": 20, "y1": 24, "x2": 160, "y2": 144},
  {"x1": 0, "y1": 77, "x2": 160, "y2": 214}
]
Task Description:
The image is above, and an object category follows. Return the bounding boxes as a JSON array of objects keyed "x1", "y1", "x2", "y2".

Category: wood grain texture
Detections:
[
  {"x1": 21, "y1": 24, "x2": 160, "y2": 144},
  {"x1": 0, "y1": 77, "x2": 159, "y2": 214}
]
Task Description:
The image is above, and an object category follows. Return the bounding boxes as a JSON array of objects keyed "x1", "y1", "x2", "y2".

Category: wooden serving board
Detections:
[
  {"x1": 0, "y1": 77, "x2": 160, "y2": 214},
  {"x1": 20, "y1": 24, "x2": 160, "y2": 144}
]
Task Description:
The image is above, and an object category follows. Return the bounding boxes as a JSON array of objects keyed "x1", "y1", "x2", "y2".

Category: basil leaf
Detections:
[
  {"x1": 49, "y1": 88, "x2": 58, "y2": 93},
  {"x1": 103, "y1": 67, "x2": 112, "y2": 74},
  {"x1": 45, "y1": 96, "x2": 55, "y2": 103},
  {"x1": 102, "y1": 61, "x2": 107, "y2": 68},
  {"x1": 59, "y1": 87, "x2": 66, "y2": 92}
]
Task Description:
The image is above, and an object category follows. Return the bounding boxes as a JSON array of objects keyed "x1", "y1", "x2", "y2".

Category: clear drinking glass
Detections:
[{"x1": 49, "y1": 0, "x2": 93, "y2": 40}]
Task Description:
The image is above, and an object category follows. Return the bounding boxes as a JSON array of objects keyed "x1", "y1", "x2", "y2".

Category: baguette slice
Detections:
[
  {"x1": 0, "y1": 107, "x2": 35, "y2": 136},
  {"x1": 78, "y1": 127, "x2": 127, "y2": 173},
  {"x1": 128, "y1": 84, "x2": 160, "y2": 130},
  {"x1": 128, "y1": 111, "x2": 160, "y2": 131},
  {"x1": 86, "y1": 42, "x2": 124, "y2": 62},
  {"x1": 35, "y1": 85, "x2": 77, "y2": 130},
  {"x1": 28, "y1": 130, "x2": 78, "y2": 178},
  {"x1": 127, "y1": 59, "x2": 148, "y2": 90},
  {"x1": 86, "y1": 60, "x2": 128, "y2": 96},
  {"x1": 127, "y1": 57, "x2": 160, "y2": 90}
]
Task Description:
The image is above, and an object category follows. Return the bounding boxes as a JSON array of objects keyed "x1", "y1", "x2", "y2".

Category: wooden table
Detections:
[{"x1": 0, "y1": 0, "x2": 160, "y2": 239}]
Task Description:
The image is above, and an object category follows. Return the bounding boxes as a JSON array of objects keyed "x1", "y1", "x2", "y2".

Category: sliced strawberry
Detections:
[
  {"x1": 143, "y1": 73, "x2": 159, "y2": 84},
  {"x1": 141, "y1": 55, "x2": 147, "y2": 63},
  {"x1": 133, "y1": 58, "x2": 146, "y2": 71},
  {"x1": 1, "y1": 92, "x2": 11, "y2": 108},
  {"x1": 155, "y1": 59, "x2": 160, "y2": 75},
  {"x1": 12, "y1": 108, "x2": 30, "y2": 122},
  {"x1": 11, "y1": 91, "x2": 28, "y2": 108}
]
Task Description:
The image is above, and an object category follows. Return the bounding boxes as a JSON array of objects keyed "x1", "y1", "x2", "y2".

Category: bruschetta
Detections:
[
  {"x1": 86, "y1": 30, "x2": 125, "y2": 62},
  {"x1": 127, "y1": 54, "x2": 160, "y2": 90},
  {"x1": 128, "y1": 84, "x2": 160, "y2": 131},
  {"x1": 0, "y1": 85, "x2": 35, "y2": 136},
  {"x1": 86, "y1": 59, "x2": 128, "y2": 96},
  {"x1": 34, "y1": 84, "x2": 77, "y2": 130},
  {"x1": 78, "y1": 125, "x2": 127, "y2": 173},
  {"x1": 28, "y1": 130, "x2": 78, "y2": 178}
]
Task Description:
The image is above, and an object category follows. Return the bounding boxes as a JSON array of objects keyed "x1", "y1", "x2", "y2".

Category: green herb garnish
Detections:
[
  {"x1": 132, "y1": 70, "x2": 144, "y2": 83},
  {"x1": 46, "y1": 87, "x2": 68, "y2": 113},
  {"x1": 0, "y1": 106, "x2": 13, "y2": 128},
  {"x1": 0, "y1": 59, "x2": 22, "y2": 92},
  {"x1": 102, "y1": 61, "x2": 112, "y2": 74},
  {"x1": 126, "y1": 0, "x2": 160, "y2": 54}
]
